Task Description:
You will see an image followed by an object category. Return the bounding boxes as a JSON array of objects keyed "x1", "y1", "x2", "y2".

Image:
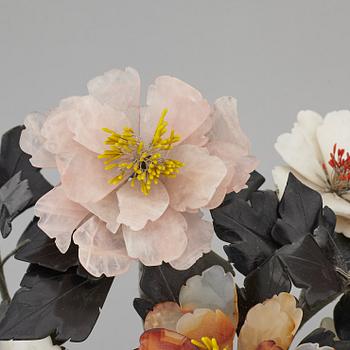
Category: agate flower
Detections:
[
  {"x1": 139, "y1": 265, "x2": 238, "y2": 350},
  {"x1": 274, "y1": 111, "x2": 350, "y2": 237},
  {"x1": 20, "y1": 68, "x2": 257, "y2": 277}
]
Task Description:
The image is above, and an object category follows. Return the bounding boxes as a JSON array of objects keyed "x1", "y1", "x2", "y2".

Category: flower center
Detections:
[
  {"x1": 191, "y1": 337, "x2": 227, "y2": 350},
  {"x1": 323, "y1": 143, "x2": 350, "y2": 195},
  {"x1": 98, "y1": 109, "x2": 184, "y2": 195}
]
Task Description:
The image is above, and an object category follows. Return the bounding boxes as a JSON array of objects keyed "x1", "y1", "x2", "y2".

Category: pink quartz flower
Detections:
[{"x1": 20, "y1": 67, "x2": 257, "y2": 277}]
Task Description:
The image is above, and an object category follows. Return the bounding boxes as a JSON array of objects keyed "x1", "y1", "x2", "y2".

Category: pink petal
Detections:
[
  {"x1": 209, "y1": 96, "x2": 250, "y2": 147},
  {"x1": 141, "y1": 76, "x2": 211, "y2": 144},
  {"x1": 34, "y1": 186, "x2": 88, "y2": 253},
  {"x1": 59, "y1": 143, "x2": 117, "y2": 204},
  {"x1": 117, "y1": 180, "x2": 169, "y2": 231},
  {"x1": 169, "y1": 213, "x2": 213, "y2": 270},
  {"x1": 41, "y1": 97, "x2": 80, "y2": 156},
  {"x1": 184, "y1": 116, "x2": 213, "y2": 147},
  {"x1": 73, "y1": 216, "x2": 132, "y2": 277},
  {"x1": 66, "y1": 95, "x2": 131, "y2": 154},
  {"x1": 82, "y1": 192, "x2": 120, "y2": 233},
  {"x1": 164, "y1": 144, "x2": 227, "y2": 211},
  {"x1": 20, "y1": 113, "x2": 56, "y2": 168},
  {"x1": 122, "y1": 208, "x2": 188, "y2": 266},
  {"x1": 206, "y1": 141, "x2": 258, "y2": 208},
  {"x1": 87, "y1": 67, "x2": 141, "y2": 132}
]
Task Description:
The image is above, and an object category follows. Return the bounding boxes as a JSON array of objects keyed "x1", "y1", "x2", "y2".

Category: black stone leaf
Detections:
[
  {"x1": 334, "y1": 292, "x2": 350, "y2": 340},
  {"x1": 0, "y1": 264, "x2": 113, "y2": 343},
  {"x1": 15, "y1": 218, "x2": 79, "y2": 272},
  {"x1": 211, "y1": 174, "x2": 279, "y2": 275},
  {"x1": 301, "y1": 328, "x2": 350, "y2": 350},
  {"x1": 0, "y1": 172, "x2": 33, "y2": 237},
  {"x1": 332, "y1": 233, "x2": 350, "y2": 271},
  {"x1": 0, "y1": 126, "x2": 52, "y2": 238},
  {"x1": 244, "y1": 254, "x2": 291, "y2": 305},
  {"x1": 134, "y1": 251, "x2": 233, "y2": 320},
  {"x1": 271, "y1": 173, "x2": 323, "y2": 245},
  {"x1": 277, "y1": 234, "x2": 343, "y2": 308},
  {"x1": 133, "y1": 298, "x2": 156, "y2": 321}
]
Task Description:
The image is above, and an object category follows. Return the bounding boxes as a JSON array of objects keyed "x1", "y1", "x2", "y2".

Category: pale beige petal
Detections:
[
  {"x1": 20, "y1": 113, "x2": 56, "y2": 168},
  {"x1": 333, "y1": 216, "x2": 350, "y2": 237},
  {"x1": 238, "y1": 292, "x2": 302, "y2": 350},
  {"x1": 66, "y1": 95, "x2": 131, "y2": 154},
  {"x1": 141, "y1": 76, "x2": 210, "y2": 144},
  {"x1": 82, "y1": 192, "x2": 120, "y2": 233},
  {"x1": 73, "y1": 216, "x2": 132, "y2": 277},
  {"x1": 317, "y1": 110, "x2": 350, "y2": 176},
  {"x1": 122, "y1": 208, "x2": 187, "y2": 266},
  {"x1": 164, "y1": 144, "x2": 227, "y2": 211},
  {"x1": 34, "y1": 186, "x2": 88, "y2": 253},
  {"x1": 144, "y1": 302, "x2": 184, "y2": 331},
  {"x1": 169, "y1": 213, "x2": 213, "y2": 270},
  {"x1": 117, "y1": 180, "x2": 169, "y2": 231},
  {"x1": 179, "y1": 265, "x2": 235, "y2": 320},
  {"x1": 275, "y1": 110, "x2": 327, "y2": 188}
]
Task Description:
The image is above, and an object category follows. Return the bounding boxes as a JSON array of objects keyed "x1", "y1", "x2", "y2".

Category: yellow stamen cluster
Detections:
[
  {"x1": 98, "y1": 109, "x2": 184, "y2": 195},
  {"x1": 191, "y1": 337, "x2": 227, "y2": 350}
]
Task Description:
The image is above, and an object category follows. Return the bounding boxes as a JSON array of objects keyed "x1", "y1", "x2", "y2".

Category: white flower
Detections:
[
  {"x1": 296, "y1": 343, "x2": 334, "y2": 350},
  {"x1": 0, "y1": 337, "x2": 61, "y2": 350},
  {"x1": 273, "y1": 110, "x2": 350, "y2": 237}
]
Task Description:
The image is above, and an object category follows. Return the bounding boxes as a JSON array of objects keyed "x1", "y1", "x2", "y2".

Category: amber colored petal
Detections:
[
  {"x1": 238, "y1": 292, "x2": 303, "y2": 350},
  {"x1": 138, "y1": 328, "x2": 196, "y2": 350},
  {"x1": 257, "y1": 340, "x2": 283, "y2": 350},
  {"x1": 144, "y1": 302, "x2": 184, "y2": 332},
  {"x1": 176, "y1": 309, "x2": 235, "y2": 350}
]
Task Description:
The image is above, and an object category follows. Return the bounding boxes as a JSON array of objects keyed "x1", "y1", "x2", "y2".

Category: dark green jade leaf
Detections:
[
  {"x1": 0, "y1": 264, "x2": 113, "y2": 343},
  {"x1": 134, "y1": 251, "x2": 233, "y2": 320},
  {"x1": 15, "y1": 218, "x2": 79, "y2": 272},
  {"x1": 0, "y1": 126, "x2": 52, "y2": 238},
  {"x1": 334, "y1": 292, "x2": 350, "y2": 341}
]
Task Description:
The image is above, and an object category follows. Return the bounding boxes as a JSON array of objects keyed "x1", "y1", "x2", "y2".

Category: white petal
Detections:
[
  {"x1": 169, "y1": 213, "x2": 213, "y2": 270},
  {"x1": 117, "y1": 180, "x2": 169, "y2": 231},
  {"x1": 20, "y1": 113, "x2": 56, "y2": 168},
  {"x1": 122, "y1": 208, "x2": 188, "y2": 266},
  {"x1": 275, "y1": 110, "x2": 327, "y2": 187},
  {"x1": 317, "y1": 110, "x2": 350, "y2": 175},
  {"x1": 179, "y1": 265, "x2": 235, "y2": 318},
  {"x1": 322, "y1": 192, "x2": 350, "y2": 217},
  {"x1": 296, "y1": 344, "x2": 335, "y2": 350},
  {"x1": 335, "y1": 216, "x2": 350, "y2": 238},
  {"x1": 0, "y1": 337, "x2": 61, "y2": 350},
  {"x1": 73, "y1": 216, "x2": 132, "y2": 277},
  {"x1": 34, "y1": 186, "x2": 88, "y2": 253}
]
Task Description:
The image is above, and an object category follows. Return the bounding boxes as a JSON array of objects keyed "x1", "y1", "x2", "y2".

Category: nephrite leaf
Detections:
[
  {"x1": 0, "y1": 126, "x2": 52, "y2": 238},
  {"x1": 277, "y1": 234, "x2": 343, "y2": 307},
  {"x1": 211, "y1": 173, "x2": 279, "y2": 275},
  {"x1": 334, "y1": 292, "x2": 350, "y2": 340},
  {"x1": 134, "y1": 251, "x2": 233, "y2": 320},
  {"x1": 0, "y1": 172, "x2": 33, "y2": 237},
  {"x1": 15, "y1": 218, "x2": 79, "y2": 272},
  {"x1": 0, "y1": 264, "x2": 113, "y2": 343},
  {"x1": 271, "y1": 173, "x2": 323, "y2": 245},
  {"x1": 301, "y1": 328, "x2": 350, "y2": 350}
]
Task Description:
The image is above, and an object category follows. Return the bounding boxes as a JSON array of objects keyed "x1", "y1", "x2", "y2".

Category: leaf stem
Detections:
[{"x1": 0, "y1": 239, "x2": 30, "y2": 304}]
